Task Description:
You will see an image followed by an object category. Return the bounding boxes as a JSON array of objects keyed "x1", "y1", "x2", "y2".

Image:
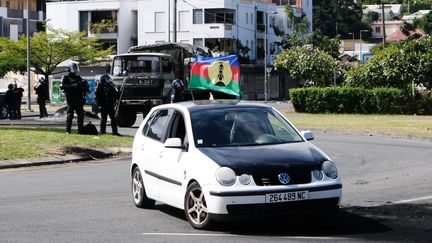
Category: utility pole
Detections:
[
  {"x1": 173, "y1": 0, "x2": 177, "y2": 42},
  {"x1": 381, "y1": 1, "x2": 386, "y2": 48},
  {"x1": 26, "y1": 0, "x2": 32, "y2": 111},
  {"x1": 168, "y1": 0, "x2": 170, "y2": 42}
]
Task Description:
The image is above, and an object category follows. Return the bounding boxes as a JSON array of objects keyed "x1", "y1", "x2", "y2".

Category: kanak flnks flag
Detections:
[{"x1": 189, "y1": 55, "x2": 240, "y2": 96}]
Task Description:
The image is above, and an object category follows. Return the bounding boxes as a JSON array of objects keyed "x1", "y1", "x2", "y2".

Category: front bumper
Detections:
[{"x1": 203, "y1": 182, "x2": 342, "y2": 216}]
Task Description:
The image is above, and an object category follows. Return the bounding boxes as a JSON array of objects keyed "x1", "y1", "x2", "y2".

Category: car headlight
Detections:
[
  {"x1": 322, "y1": 161, "x2": 338, "y2": 179},
  {"x1": 312, "y1": 170, "x2": 323, "y2": 181},
  {"x1": 215, "y1": 167, "x2": 236, "y2": 186},
  {"x1": 239, "y1": 174, "x2": 251, "y2": 185}
]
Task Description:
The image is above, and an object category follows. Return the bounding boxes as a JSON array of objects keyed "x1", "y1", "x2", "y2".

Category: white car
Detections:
[{"x1": 130, "y1": 101, "x2": 342, "y2": 229}]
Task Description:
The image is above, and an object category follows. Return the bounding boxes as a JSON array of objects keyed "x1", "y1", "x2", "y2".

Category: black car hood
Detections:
[{"x1": 198, "y1": 142, "x2": 327, "y2": 175}]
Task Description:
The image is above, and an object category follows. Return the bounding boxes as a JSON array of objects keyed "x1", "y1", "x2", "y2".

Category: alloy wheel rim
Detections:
[
  {"x1": 186, "y1": 188, "x2": 208, "y2": 225},
  {"x1": 133, "y1": 171, "x2": 142, "y2": 204}
]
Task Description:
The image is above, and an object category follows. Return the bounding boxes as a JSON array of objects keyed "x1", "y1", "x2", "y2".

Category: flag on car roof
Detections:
[{"x1": 189, "y1": 55, "x2": 240, "y2": 96}]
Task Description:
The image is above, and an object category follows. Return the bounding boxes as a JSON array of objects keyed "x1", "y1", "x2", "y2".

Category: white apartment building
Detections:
[
  {"x1": 47, "y1": 0, "x2": 313, "y2": 64},
  {"x1": 0, "y1": 0, "x2": 46, "y2": 40}
]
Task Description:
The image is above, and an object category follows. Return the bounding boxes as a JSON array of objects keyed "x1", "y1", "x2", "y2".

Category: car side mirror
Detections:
[
  {"x1": 164, "y1": 138, "x2": 184, "y2": 149},
  {"x1": 301, "y1": 130, "x2": 314, "y2": 141}
]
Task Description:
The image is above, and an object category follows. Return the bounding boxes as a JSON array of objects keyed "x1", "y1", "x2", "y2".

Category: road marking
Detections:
[
  {"x1": 142, "y1": 232, "x2": 349, "y2": 240},
  {"x1": 394, "y1": 195, "x2": 432, "y2": 204}
]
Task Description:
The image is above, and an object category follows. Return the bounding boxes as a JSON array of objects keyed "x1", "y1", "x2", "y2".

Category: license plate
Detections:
[
  {"x1": 138, "y1": 79, "x2": 154, "y2": 85},
  {"x1": 265, "y1": 191, "x2": 309, "y2": 203}
]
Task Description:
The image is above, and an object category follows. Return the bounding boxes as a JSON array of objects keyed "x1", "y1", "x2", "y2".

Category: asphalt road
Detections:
[{"x1": 1, "y1": 131, "x2": 431, "y2": 242}]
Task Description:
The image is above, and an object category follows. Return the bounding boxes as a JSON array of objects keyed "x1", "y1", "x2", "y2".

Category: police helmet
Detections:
[
  {"x1": 172, "y1": 79, "x2": 185, "y2": 92},
  {"x1": 8, "y1": 83, "x2": 14, "y2": 90},
  {"x1": 99, "y1": 74, "x2": 112, "y2": 83},
  {"x1": 68, "y1": 62, "x2": 79, "y2": 73},
  {"x1": 38, "y1": 77, "x2": 45, "y2": 82}
]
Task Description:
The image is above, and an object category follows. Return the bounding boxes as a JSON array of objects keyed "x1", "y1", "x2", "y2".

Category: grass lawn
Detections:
[
  {"x1": 0, "y1": 127, "x2": 133, "y2": 161},
  {"x1": 283, "y1": 112, "x2": 432, "y2": 140}
]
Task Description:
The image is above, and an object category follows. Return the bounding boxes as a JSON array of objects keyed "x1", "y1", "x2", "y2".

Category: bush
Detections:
[{"x1": 289, "y1": 87, "x2": 426, "y2": 114}]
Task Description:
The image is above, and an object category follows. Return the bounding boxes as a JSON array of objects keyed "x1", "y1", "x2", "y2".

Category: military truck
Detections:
[{"x1": 110, "y1": 43, "x2": 212, "y2": 127}]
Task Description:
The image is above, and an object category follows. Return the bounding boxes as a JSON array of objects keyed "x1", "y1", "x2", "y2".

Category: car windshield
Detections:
[
  {"x1": 112, "y1": 55, "x2": 161, "y2": 77},
  {"x1": 191, "y1": 107, "x2": 304, "y2": 147}
]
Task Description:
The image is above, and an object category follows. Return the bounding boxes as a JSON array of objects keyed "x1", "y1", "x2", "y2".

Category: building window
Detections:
[
  {"x1": 205, "y1": 9, "x2": 235, "y2": 24},
  {"x1": 251, "y1": 13, "x2": 253, "y2": 25},
  {"x1": 193, "y1": 38, "x2": 204, "y2": 47},
  {"x1": 154, "y1": 12, "x2": 166, "y2": 32},
  {"x1": 375, "y1": 26, "x2": 381, "y2": 33},
  {"x1": 246, "y1": 13, "x2": 249, "y2": 24},
  {"x1": 178, "y1": 11, "x2": 189, "y2": 31},
  {"x1": 193, "y1": 9, "x2": 203, "y2": 24}
]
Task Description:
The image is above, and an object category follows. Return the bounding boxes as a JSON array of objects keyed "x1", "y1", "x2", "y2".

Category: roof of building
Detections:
[
  {"x1": 363, "y1": 4, "x2": 402, "y2": 15},
  {"x1": 402, "y1": 10, "x2": 431, "y2": 20},
  {"x1": 387, "y1": 29, "x2": 427, "y2": 42}
]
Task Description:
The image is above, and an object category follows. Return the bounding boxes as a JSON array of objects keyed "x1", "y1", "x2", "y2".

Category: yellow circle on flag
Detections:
[{"x1": 208, "y1": 61, "x2": 232, "y2": 87}]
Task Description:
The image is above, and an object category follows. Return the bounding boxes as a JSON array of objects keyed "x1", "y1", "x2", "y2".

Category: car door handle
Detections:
[
  {"x1": 140, "y1": 145, "x2": 145, "y2": 151},
  {"x1": 159, "y1": 151, "x2": 164, "y2": 158}
]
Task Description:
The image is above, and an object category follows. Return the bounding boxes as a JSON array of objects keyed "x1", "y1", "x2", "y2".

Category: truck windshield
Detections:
[{"x1": 112, "y1": 56, "x2": 161, "y2": 77}]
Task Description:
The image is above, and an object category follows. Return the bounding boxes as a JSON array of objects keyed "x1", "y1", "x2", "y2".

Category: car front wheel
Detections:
[
  {"x1": 132, "y1": 167, "x2": 155, "y2": 208},
  {"x1": 184, "y1": 182, "x2": 213, "y2": 230}
]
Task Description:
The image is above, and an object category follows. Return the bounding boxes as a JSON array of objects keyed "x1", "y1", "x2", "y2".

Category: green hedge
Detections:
[{"x1": 289, "y1": 87, "x2": 432, "y2": 114}]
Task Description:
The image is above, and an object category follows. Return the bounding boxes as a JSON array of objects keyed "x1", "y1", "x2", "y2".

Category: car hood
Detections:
[{"x1": 197, "y1": 142, "x2": 327, "y2": 175}]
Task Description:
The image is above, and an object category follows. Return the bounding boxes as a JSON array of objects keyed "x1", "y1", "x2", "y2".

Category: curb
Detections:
[{"x1": 0, "y1": 148, "x2": 132, "y2": 170}]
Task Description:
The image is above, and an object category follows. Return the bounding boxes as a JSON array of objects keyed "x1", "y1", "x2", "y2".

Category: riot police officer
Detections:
[
  {"x1": 95, "y1": 74, "x2": 120, "y2": 136},
  {"x1": 60, "y1": 62, "x2": 89, "y2": 134},
  {"x1": 34, "y1": 77, "x2": 49, "y2": 118},
  {"x1": 12, "y1": 83, "x2": 24, "y2": 119},
  {"x1": 170, "y1": 79, "x2": 185, "y2": 103},
  {"x1": 5, "y1": 84, "x2": 15, "y2": 119}
]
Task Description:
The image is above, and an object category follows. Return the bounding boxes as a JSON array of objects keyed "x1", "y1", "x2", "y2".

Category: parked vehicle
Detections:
[
  {"x1": 0, "y1": 92, "x2": 8, "y2": 119},
  {"x1": 110, "y1": 43, "x2": 212, "y2": 127},
  {"x1": 130, "y1": 101, "x2": 342, "y2": 229}
]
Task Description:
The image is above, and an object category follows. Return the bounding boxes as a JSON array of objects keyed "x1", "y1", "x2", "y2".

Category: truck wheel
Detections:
[{"x1": 118, "y1": 111, "x2": 136, "y2": 127}]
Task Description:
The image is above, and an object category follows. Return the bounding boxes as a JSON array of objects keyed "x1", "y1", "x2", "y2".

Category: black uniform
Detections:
[
  {"x1": 34, "y1": 79, "x2": 49, "y2": 118},
  {"x1": 95, "y1": 80, "x2": 119, "y2": 135},
  {"x1": 4, "y1": 85, "x2": 15, "y2": 119},
  {"x1": 12, "y1": 85, "x2": 24, "y2": 119},
  {"x1": 170, "y1": 79, "x2": 185, "y2": 103},
  {"x1": 61, "y1": 73, "x2": 89, "y2": 134}
]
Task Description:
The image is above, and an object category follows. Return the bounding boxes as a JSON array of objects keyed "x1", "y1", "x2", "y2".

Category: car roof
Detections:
[{"x1": 156, "y1": 100, "x2": 272, "y2": 112}]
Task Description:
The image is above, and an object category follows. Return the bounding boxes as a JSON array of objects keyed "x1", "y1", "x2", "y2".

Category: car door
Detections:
[
  {"x1": 157, "y1": 110, "x2": 189, "y2": 208},
  {"x1": 139, "y1": 108, "x2": 174, "y2": 201}
]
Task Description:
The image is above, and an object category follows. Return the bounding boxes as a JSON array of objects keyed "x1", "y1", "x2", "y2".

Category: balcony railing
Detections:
[
  {"x1": 89, "y1": 20, "x2": 118, "y2": 34},
  {"x1": 7, "y1": 9, "x2": 23, "y2": 19}
]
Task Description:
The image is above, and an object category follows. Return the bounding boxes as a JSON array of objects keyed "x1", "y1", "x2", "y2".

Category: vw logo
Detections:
[{"x1": 278, "y1": 173, "x2": 290, "y2": 185}]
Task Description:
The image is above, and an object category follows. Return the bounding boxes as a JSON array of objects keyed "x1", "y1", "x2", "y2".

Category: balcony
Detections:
[
  {"x1": 7, "y1": 9, "x2": 23, "y2": 19},
  {"x1": 88, "y1": 20, "x2": 118, "y2": 39}
]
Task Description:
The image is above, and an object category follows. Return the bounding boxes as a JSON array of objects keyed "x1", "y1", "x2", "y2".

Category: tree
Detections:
[
  {"x1": 0, "y1": 38, "x2": 26, "y2": 78},
  {"x1": 274, "y1": 47, "x2": 344, "y2": 87},
  {"x1": 345, "y1": 37, "x2": 432, "y2": 89},
  {"x1": 1, "y1": 26, "x2": 113, "y2": 83},
  {"x1": 276, "y1": 32, "x2": 341, "y2": 58},
  {"x1": 313, "y1": 0, "x2": 369, "y2": 38}
]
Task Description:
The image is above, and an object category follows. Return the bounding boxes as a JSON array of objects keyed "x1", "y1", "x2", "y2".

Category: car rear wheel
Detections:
[
  {"x1": 184, "y1": 182, "x2": 213, "y2": 230},
  {"x1": 132, "y1": 167, "x2": 155, "y2": 208},
  {"x1": 0, "y1": 105, "x2": 8, "y2": 119}
]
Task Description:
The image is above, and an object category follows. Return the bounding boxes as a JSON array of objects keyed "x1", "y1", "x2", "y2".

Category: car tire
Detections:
[
  {"x1": 184, "y1": 182, "x2": 213, "y2": 230},
  {"x1": 132, "y1": 167, "x2": 155, "y2": 209}
]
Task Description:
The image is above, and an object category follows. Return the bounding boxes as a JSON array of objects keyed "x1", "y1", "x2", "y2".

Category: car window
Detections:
[
  {"x1": 167, "y1": 111, "x2": 187, "y2": 144},
  {"x1": 142, "y1": 111, "x2": 157, "y2": 136},
  {"x1": 191, "y1": 107, "x2": 303, "y2": 147},
  {"x1": 145, "y1": 109, "x2": 173, "y2": 142}
]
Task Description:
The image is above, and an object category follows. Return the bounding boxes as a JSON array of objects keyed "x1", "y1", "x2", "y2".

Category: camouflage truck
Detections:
[{"x1": 110, "y1": 43, "x2": 212, "y2": 127}]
